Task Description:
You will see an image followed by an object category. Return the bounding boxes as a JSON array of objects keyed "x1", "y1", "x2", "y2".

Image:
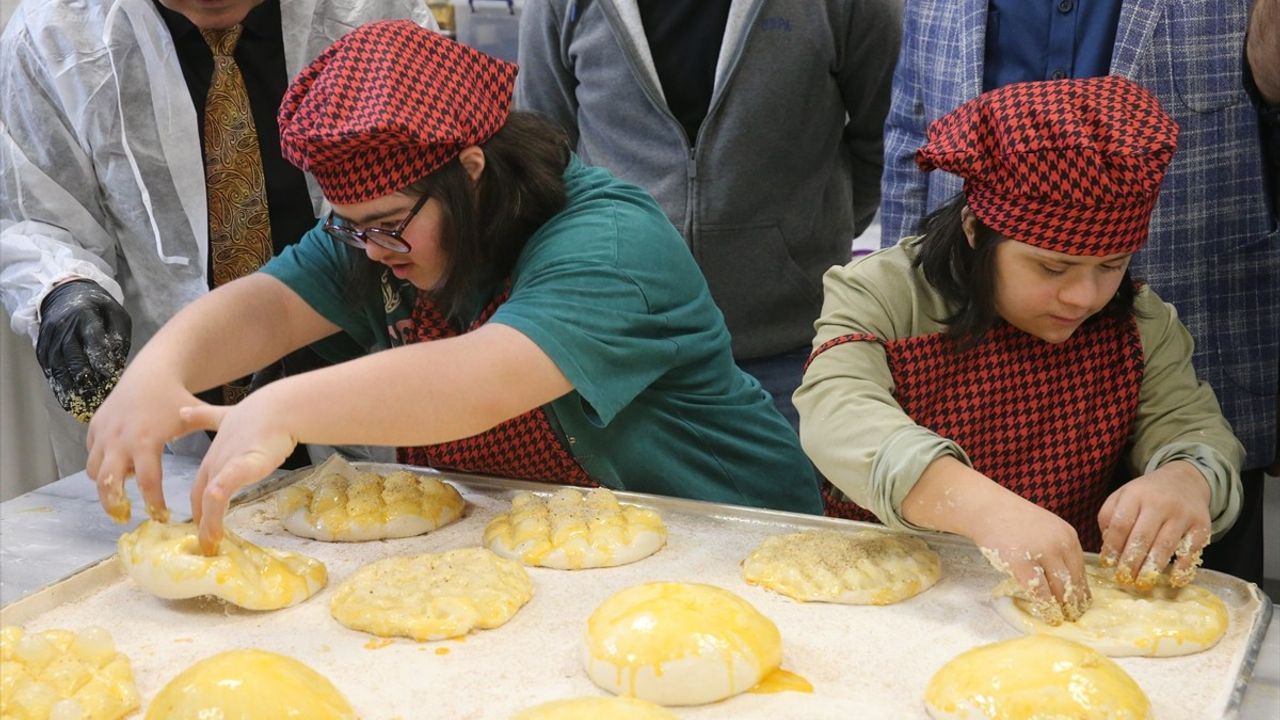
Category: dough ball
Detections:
[
  {"x1": 582, "y1": 582, "x2": 781, "y2": 706},
  {"x1": 330, "y1": 548, "x2": 532, "y2": 641},
  {"x1": 742, "y1": 529, "x2": 940, "y2": 604},
  {"x1": 118, "y1": 521, "x2": 326, "y2": 610},
  {"x1": 145, "y1": 649, "x2": 354, "y2": 719},
  {"x1": 484, "y1": 488, "x2": 666, "y2": 570}
]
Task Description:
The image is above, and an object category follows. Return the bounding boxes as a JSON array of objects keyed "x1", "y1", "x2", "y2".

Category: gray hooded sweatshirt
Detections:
[{"x1": 516, "y1": 0, "x2": 902, "y2": 359}]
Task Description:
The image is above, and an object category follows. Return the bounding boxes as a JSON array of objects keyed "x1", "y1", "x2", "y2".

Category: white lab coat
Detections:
[{"x1": 0, "y1": 0, "x2": 434, "y2": 469}]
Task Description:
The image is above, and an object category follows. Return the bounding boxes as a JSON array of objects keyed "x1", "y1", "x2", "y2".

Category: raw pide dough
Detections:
[
  {"x1": 330, "y1": 548, "x2": 533, "y2": 641},
  {"x1": 145, "y1": 649, "x2": 355, "y2": 720},
  {"x1": 924, "y1": 635, "x2": 1151, "y2": 719},
  {"x1": 0, "y1": 625, "x2": 140, "y2": 720},
  {"x1": 742, "y1": 529, "x2": 941, "y2": 604},
  {"x1": 484, "y1": 488, "x2": 666, "y2": 569},
  {"x1": 118, "y1": 521, "x2": 326, "y2": 610},
  {"x1": 277, "y1": 456, "x2": 464, "y2": 541},
  {"x1": 582, "y1": 582, "x2": 782, "y2": 706},
  {"x1": 992, "y1": 565, "x2": 1228, "y2": 657},
  {"x1": 513, "y1": 697, "x2": 679, "y2": 720}
]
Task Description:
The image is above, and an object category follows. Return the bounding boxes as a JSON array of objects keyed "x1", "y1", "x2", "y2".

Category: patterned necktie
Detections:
[
  {"x1": 203, "y1": 25, "x2": 273, "y2": 287},
  {"x1": 203, "y1": 25, "x2": 272, "y2": 404}
]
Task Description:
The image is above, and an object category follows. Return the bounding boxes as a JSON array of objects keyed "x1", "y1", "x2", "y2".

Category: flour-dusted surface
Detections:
[{"x1": 4, "y1": 465, "x2": 1270, "y2": 719}]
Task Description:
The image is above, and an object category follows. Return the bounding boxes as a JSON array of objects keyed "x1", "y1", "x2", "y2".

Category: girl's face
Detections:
[
  {"x1": 328, "y1": 147, "x2": 486, "y2": 291},
  {"x1": 991, "y1": 240, "x2": 1132, "y2": 344},
  {"x1": 330, "y1": 193, "x2": 449, "y2": 290},
  {"x1": 963, "y1": 207, "x2": 1132, "y2": 344}
]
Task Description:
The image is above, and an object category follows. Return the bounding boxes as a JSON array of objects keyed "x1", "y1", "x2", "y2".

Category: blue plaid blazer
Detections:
[{"x1": 879, "y1": 0, "x2": 1278, "y2": 468}]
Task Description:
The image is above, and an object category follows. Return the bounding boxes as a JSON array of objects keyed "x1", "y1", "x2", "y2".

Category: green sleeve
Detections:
[
  {"x1": 795, "y1": 247, "x2": 968, "y2": 530},
  {"x1": 1127, "y1": 287, "x2": 1245, "y2": 539},
  {"x1": 259, "y1": 221, "x2": 381, "y2": 355}
]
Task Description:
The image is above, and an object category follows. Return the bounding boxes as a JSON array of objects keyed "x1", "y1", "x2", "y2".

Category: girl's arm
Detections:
[
  {"x1": 87, "y1": 273, "x2": 338, "y2": 522},
  {"x1": 903, "y1": 457, "x2": 1090, "y2": 624},
  {"x1": 182, "y1": 321, "x2": 573, "y2": 552},
  {"x1": 1103, "y1": 287, "x2": 1244, "y2": 588}
]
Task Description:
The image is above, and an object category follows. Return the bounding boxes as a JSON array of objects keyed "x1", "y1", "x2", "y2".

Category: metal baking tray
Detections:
[{"x1": 2, "y1": 463, "x2": 1271, "y2": 718}]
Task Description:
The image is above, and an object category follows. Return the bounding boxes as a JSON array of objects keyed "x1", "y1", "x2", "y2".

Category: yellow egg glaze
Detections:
[
  {"x1": 748, "y1": 668, "x2": 814, "y2": 695},
  {"x1": 996, "y1": 565, "x2": 1228, "y2": 657},
  {"x1": 583, "y1": 582, "x2": 782, "y2": 706},
  {"x1": 0, "y1": 625, "x2": 140, "y2": 720},
  {"x1": 277, "y1": 467, "x2": 464, "y2": 542},
  {"x1": 144, "y1": 649, "x2": 354, "y2": 720},
  {"x1": 924, "y1": 635, "x2": 1152, "y2": 720},
  {"x1": 484, "y1": 488, "x2": 666, "y2": 569},
  {"x1": 512, "y1": 696, "x2": 680, "y2": 720},
  {"x1": 330, "y1": 548, "x2": 533, "y2": 641},
  {"x1": 743, "y1": 530, "x2": 940, "y2": 605},
  {"x1": 118, "y1": 521, "x2": 326, "y2": 610}
]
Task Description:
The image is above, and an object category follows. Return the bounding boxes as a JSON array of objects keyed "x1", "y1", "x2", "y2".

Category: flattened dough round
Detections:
[
  {"x1": 513, "y1": 697, "x2": 679, "y2": 720},
  {"x1": 145, "y1": 649, "x2": 355, "y2": 720},
  {"x1": 925, "y1": 635, "x2": 1151, "y2": 720},
  {"x1": 993, "y1": 565, "x2": 1227, "y2": 657},
  {"x1": 742, "y1": 529, "x2": 940, "y2": 605},
  {"x1": 484, "y1": 488, "x2": 666, "y2": 569},
  {"x1": 277, "y1": 457, "x2": 464, "y2": 541},
  {"x1": 118, "y1": 521, "x2": 326, "y2": 610},
  {"x1": 330, "y1": 548, "x2": 532, "y2": 641},
  {"x1": 0, "y1": 625, "x2": 140, "y2": 720},
  {"x1": 582, "y1": 582, "x2": 782, "y2": 706}
]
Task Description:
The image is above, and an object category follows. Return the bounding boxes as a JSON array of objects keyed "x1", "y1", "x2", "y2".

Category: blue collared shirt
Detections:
[{"x1": 983, "y1": 0, "x2": 1123, "y2": 90}]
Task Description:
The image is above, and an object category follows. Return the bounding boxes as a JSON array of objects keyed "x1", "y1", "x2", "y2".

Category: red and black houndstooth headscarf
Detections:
[
  {"x1": 916, "y1": 75, "x2": 1179, "y2": 256},
  {"x1": 278, "y1": 20, "x2": 517, "y2": 204}
]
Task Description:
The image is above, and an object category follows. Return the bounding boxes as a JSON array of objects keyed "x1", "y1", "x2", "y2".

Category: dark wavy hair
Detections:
[
  {"x1": 911, "y1": 194, "x2": 1139, "y2": 345},
  {"x1": 344, "y1": 111, "x2": 572, "y2": 319}
]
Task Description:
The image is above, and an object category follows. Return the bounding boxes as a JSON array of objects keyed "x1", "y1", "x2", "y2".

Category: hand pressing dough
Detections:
[
  {"x1": 277, "y1": 456, "x2": 464, "y2": 541},
  {"x1": 330, "y1": 548, "x2": 533, "y2": 641},
  {"x1": 145, "y1": 649, "x2": 355, "y2": 720},
  {"x1": 0, "y1": 625, "x2": 140, "y2": 720},
  {"x1": 582, "y1": 582, "x2": 782, "y2": 706},
  {"x1": 992, "y1": 565, "x2": 1227, "y2": 657},
  {"x1": 925, "y1": 635, "x2": 1151, "y2": 719},
  {"x1": 513, "y1": 697, "x2": 679, "y2": 719},
  {"x1": 118, "y1": 521, "x2": 326, "y2": 610},
  {"x1": 742, "y1": 529, "x2": 940, "y2": 605},
  {"x1": 484, "y1": 488, "x2": 666, "y2": 569}
]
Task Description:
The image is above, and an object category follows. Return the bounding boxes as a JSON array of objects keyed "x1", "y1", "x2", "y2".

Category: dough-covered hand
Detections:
[
  {"x1": 36, "y1": 280, "x2": 132, "y2": 421},
  {"x1": 181, "y1": 396, "x2": 298, "y2": 554},
  {"x1": 1098, "y1": 461, "x2": 1211, "y2": 590},
  {"x1": 972, "y1": 494, "x2": 1091, "y2": 626},
  {"x1": 86, "y1": 364, "x2": 206, "y2": 524}
]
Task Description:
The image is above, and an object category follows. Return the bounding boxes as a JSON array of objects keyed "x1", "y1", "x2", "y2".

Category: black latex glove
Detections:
[{"x1": 36, "y1": 280, "x2": 132, "y2": 421}]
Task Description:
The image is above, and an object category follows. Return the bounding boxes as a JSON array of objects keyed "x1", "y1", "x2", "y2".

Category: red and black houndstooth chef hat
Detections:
[
  {"x1": 278, "y1": 20, "x2": 517, "y2": 205},
  {"x1": 915, "y1": 75, "x2": 1179, "y2": 256}
]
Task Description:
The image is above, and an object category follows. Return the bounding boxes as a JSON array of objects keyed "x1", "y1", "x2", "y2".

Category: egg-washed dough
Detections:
[
  {"x1": 484, "y1": 488, "x2": 666, "y2": 570},
  {"x1": 993, "y1": 564, "x2": 1228, "y2": 657},
  {"x1": 277, "y1": 455, "x2": 464, "y2": 542},
  {"x1": 742, "y1": 529, "x2": 941, "y2": 605},
  {"x1": 0, "y1": 625, "x2": 139, "y2": 720},
  {"x1": 512, "y1": 697, "x2": 679, "y2": 720},
  {"x1": 925, "y1": 635, "x2": 1151, "y2": 720},
  {"x1": 583, "y1": 582, "x2": 782, "y2": 706},
  {"x1": 145, "y1": 649, "x2": 354, "y2": 720},
  {"x1": 118, "y1": 520, "x2": 326, "y2": 611},
  {"x1": 330, "y1": 548, "x2": 533, "y2": 641}
]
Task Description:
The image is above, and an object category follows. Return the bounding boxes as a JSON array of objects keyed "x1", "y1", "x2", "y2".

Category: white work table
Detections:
[{"x1": 1, "y1": 456, "x2": 1276, "y2": 717}]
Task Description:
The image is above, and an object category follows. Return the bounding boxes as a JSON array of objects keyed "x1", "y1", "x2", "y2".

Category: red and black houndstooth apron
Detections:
[
  {"x1": 394, "y1": 288, "x2": 597, "y2": 488},
  {"x1": 809, "y1": 315, "x2": 1144, "y2": 551}
]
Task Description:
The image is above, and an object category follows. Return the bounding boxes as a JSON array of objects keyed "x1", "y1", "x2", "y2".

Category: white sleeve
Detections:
[{"x1": 0, "y1": 23, "x2": 124, "y2": 344}]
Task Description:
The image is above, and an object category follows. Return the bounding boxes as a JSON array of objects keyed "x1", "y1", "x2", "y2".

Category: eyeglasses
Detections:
[{"x1": 324, "y1": 193, "x2": 430, "y2": 254}]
